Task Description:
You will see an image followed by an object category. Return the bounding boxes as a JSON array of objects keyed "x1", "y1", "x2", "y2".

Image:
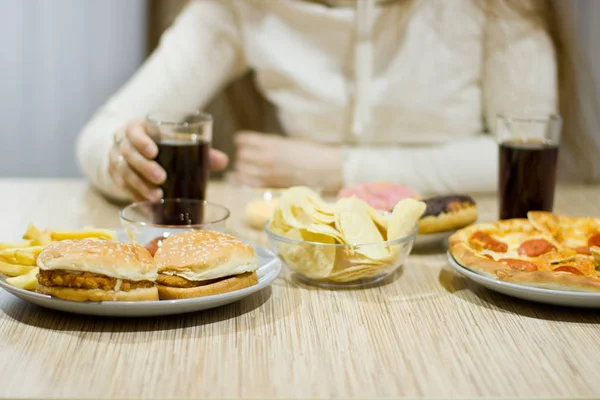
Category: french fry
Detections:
[
  {"x1": 0, "y1": 246, "x2": 44, "y2": 265},
  {"x1": 49, "y1": 228, "x2": 117, "y2": 241},
  {"x1": 0, "y1": 252, "x2": 17, "y2": 263},
  {"x1": 0, "y1": 241, "x2": 32, "y2": 250},
  {"x1": 6, "y1": 267, "x2": 39, "y2": 291},
  {"x1": 0, "y1": 260, "x2": 34, "y2": 277},
  {"x1": 22, "y1": 223, "x2": 52, "y2": 246},
  {"x1": 15, "y1": 250, "x2": 38, "y2": 266}
]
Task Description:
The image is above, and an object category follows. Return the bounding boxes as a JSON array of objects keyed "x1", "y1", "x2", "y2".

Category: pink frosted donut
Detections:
[{"x1": 337, "y1": 182, "x2": 417, "y2": 211}]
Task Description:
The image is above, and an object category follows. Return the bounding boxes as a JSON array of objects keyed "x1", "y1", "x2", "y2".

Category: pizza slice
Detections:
[{"x1": 528, "y1": 211, "x2": 600, "y2": 255}]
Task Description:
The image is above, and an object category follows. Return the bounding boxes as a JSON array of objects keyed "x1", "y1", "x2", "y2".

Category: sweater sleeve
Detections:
[
  {"x1": 342, "y1": 8, "x2": 557, "y2": 196},
  {"x1": 76, "y1": 0, "x2": 247, "y2": 200}
]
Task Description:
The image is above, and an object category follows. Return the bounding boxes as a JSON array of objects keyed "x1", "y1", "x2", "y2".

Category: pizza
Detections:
[{"x1": 449, "y1": 211, "x2": 600, "y2": 292}]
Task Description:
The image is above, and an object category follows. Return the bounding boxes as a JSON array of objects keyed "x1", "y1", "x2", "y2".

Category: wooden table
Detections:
[{"x1": 1, "y1": 179, "x2": 600, "y2": 398}]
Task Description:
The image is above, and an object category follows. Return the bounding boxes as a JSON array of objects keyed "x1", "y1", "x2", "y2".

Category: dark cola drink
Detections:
[
  {"x1": 154, "y1": 140, "x2": 210, "y2": 225},
  {"x1": 499, "y1": 139, "x2": 559, "y2": 219}
]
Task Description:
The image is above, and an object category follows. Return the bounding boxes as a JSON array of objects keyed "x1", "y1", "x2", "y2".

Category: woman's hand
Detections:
[
  {"x1": 234, "y1": 132, "x2": 342, "y2": 193},
  {"x1": 108, "y1": 120, "x2": 229, "y2": 201}
]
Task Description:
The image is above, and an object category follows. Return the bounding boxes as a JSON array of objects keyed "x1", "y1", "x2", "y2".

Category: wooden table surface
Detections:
[{"x1": 1, "y1": 179, "x2": 600, "y2": 398}]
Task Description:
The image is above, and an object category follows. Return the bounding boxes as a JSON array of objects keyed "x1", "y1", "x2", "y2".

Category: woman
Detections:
[{"x1": 76, "y1": 0, "x2": 557, "y2": 201}]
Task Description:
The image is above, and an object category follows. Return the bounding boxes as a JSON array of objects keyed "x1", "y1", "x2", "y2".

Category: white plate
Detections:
[
  {"x1": 0, "y1": 233, "x2": 281, "y2": 317},
  {"x1": 447, "y1": 252, "x2": 600, "y2": 308}
]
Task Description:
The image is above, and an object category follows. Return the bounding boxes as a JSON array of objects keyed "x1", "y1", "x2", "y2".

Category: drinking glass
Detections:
[
  {"x1": 146, "y1": 110, "x2": 213, "y2": 201},
  {"x1": 497, "y1": 114, "x2": 562, "y2": 219}
]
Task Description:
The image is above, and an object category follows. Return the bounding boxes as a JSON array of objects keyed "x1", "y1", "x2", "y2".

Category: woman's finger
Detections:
[
  {"x1": 126, "y1": 122, "x2": 158, "y2": 159},
  {"x1": 209, "y1": 148, "x2": 229, "y2": 171},
  {"x1": 108, "y1": 147, "x2": 125, "y2": 188},
  {"x1": 118, "y1": 161, "x2": 162, "y2": 201},
  {"x1": 120, "y1": 138, "x2": 166, "y2": 185}
]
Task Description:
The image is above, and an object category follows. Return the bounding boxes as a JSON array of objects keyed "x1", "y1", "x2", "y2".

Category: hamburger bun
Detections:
[
  {"x1": 36, "y1": 240, "x2": 159, "y2": 302},
  {"x1": 154, "y1": 230, "x2": 259, "y2": 299}
]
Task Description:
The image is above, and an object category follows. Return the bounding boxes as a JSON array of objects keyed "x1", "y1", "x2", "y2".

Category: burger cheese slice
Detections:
[
  {"x1": 154, "y1": 230, "x2": 259, "y2": 299},
  {"x1": 36, "y1": 240, "x2": 158, "y2": 301}
]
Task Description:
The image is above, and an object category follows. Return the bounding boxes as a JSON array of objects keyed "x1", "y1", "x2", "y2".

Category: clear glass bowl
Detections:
[
  {"x1": 119, "y1": 199, "x2": 230, "y2": 252},
  {"x1": 265, "y1": 224, "x2": 418, "y2": 288}
]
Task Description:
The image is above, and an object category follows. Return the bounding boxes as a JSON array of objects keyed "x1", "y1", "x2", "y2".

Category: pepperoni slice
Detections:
[
  {"x1": 518, "y1": 239, "x2": 556, "y2": 257},
  {"x1": 588, "y1": 233, "x2": 600, "y2": 248},
  {"x1": 553, "y1": 266, "x2": 584, "y2": 275},
  {"x1": 574, "y1": 246, "x2": 591, "y2": 255},
  {"x1": 469, "y1": 231, "x2": 508, "y2": 252},
  {"x1": 499, "y1": 258, "x2": 538, "y2": 272}
]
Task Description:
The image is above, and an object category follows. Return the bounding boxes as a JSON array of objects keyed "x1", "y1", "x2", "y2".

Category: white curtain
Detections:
[{"x1": 0, "y1": 0, "x2": 147, "y2": 177}]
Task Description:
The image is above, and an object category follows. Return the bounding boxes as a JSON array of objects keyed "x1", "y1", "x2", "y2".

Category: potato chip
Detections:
[
  {"x1": 277, "y1": 188, "x2": 346, "y2": 243},
  {"x1": 306, "y1": 196, "x2": 335, "y2": 215},
  {"x1": 387, "y1": 198, "x2": 426, "y2": 240},
  {"x1": 268, "y1": 209, "x2": 291, "y2": 235},
  {"x1": 366, "y1": 207, "x2": 389, "y2": 238},
  {"x1": 276, "y1": 228, "x2": 336, "y2": 279},
  {"x1": 278, "y1": 191, "x2": 310, "y2": 230},
  {"x1": 327, "y1": 263, "x2": 388, "y2": 283},
  {"x1": 335, "y1": 246, "x2": 389, "y2": 267},
  {"x1": 307, "y1": 223, "x2": 346, "y2": 244},
  {"x1": 301, "y1": 201, "x2": 335, "y2": 225},
  {"x1": 335, "y1": 197, "x2": 389, "y2": 260}
]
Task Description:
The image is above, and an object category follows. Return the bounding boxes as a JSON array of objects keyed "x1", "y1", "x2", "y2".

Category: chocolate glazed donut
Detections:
[{"x1": 418, "y1": 195, "x2": 478, "y2": 234}]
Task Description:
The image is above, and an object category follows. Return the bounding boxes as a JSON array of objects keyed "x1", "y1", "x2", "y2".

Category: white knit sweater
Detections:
[{"x1": 76, "y1": 0, "x2": 557, "y2": 199}]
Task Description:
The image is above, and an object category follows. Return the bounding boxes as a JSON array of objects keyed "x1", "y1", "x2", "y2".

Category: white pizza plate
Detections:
[
  {"x1": 0, "y1": 231, "x2": 281, "y2": 317},
  {"x1": 447, "y1": 252, "x2": 600, "y2": 308}
]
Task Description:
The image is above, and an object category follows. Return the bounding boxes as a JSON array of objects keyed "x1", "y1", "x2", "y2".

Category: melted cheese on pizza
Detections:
[{"x1": 467, "y1": 219, "x2": 599, "y2": 276}]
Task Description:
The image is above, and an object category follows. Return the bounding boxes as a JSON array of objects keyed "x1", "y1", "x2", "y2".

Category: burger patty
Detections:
[
  {"x1": 37, "y1": 270, "x2": 154, "y2": 291},
  {"x1": 157, "y1": 273, "x2": 223, "y2": 288}
]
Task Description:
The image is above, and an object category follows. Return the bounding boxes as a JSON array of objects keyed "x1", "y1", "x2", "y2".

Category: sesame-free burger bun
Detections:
[
  {"x1": 154, "y1": 230, "x2": 259, "y2": 299},
  {"x1": 36, "y1": 240, "x2": 159, "y2": 302}
]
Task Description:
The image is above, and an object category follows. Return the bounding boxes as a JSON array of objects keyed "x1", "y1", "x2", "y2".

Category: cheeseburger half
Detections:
[
  {"x1": 36, "y1": 240, "x2": 158, "y2": 301},
  {"x1": 154, "y1": 230, "x2": 259, "y2": 299}
]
